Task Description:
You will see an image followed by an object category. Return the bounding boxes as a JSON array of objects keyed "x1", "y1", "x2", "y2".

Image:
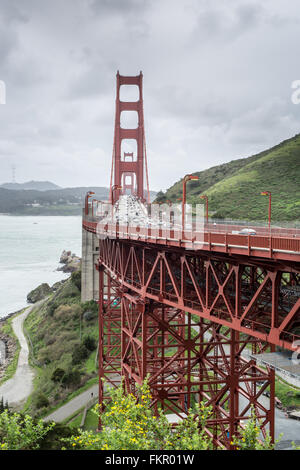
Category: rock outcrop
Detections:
[
  {"x1": 0, "y1": 328, "x2": 17, "y2": 379},
  {"x1": 27, "y1": 283, "x2": 52, "y2": 303},
  {"x1": 57, "y1": 250, "x2": 81, "y2": 273}
]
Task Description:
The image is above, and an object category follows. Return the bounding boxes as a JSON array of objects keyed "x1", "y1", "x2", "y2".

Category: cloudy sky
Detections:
[{"x1": 0, "y1": 0, "x2": 299, "y2": 191}]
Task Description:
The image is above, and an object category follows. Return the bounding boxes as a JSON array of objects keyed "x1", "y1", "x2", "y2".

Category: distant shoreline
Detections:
[
  {"x1": 0, "y1": 307, "x2": 25, "y2": 323},
  {"x1": 0, "y1": 213, "x2": 82, "y2": 217}
]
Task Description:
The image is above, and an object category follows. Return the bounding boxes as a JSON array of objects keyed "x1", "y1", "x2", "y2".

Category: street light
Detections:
[
  {"x1": 85, "y1": 191, "x2": 95, "y2": 215},
  {"x1": 111, "y1": 185, "x2": 122, "y2": 220},
  {"x1": 261, "y1": 191, "x2": 271, "y2": 230},
  {"x1": 182, "y1": 174, "x2": 199, "y2": 233},
  {"x1": 199, "y1": 195, "x2": 208, "y2": 224},
  {"x1": 92, "y1": 199, "x2": 97, "y2": 217}
]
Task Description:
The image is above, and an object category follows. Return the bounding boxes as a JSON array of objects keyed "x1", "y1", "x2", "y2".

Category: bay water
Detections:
[{"x1": 0, "y1": 215, "x2": 82, "y2": 318}]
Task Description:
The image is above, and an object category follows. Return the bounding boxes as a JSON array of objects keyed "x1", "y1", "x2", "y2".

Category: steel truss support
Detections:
[
  {"x1": 119, "y1": 295, "x2": 274, "y2": 448},
  {"x1": 99, "y1": 239, "x2": 300, "y2": 349},
  {"x1": 97, "y1": 239, "x2": 300, "y2": 446},
  {"x1": 98, "y1": 265, "x2": 122, "y2": 427}
]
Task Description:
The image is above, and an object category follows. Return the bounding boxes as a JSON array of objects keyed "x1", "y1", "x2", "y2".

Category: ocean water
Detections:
[{"x1": 0, "y1": 216, "x2": 82, "y2": 318}]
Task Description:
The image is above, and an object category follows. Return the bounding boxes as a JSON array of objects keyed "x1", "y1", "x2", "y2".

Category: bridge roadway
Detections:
[{"x1": 83, "y1": 217, "x2": 300, "y2": 264}]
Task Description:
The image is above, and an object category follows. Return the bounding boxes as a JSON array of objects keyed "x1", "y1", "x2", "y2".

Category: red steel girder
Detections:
[{"x1": 99, "y1": 239, "x2": 300, "y2": 351}]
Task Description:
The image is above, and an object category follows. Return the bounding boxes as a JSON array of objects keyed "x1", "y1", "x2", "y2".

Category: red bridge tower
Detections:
[{"x1": 110, "y1": 71, "x2": 150, "y2": 203}]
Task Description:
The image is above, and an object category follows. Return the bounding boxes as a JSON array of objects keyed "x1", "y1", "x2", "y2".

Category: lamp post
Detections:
[
  {"x1": 85, "y1": 191, "x2": 95, "y2": 215},
  {"x1": 92, "y1": 199, "x2": 98, "y2": 218},
  {"x1": 261, "y1": 191, "x2": 271, "y2": 231},
  {"x1": 111, "y1": 185, "x2": 122, "y2": 204},
  {"x1": 111, "y1": 185, "x2": 122, "y2": 220},
  {"x1": 200, "y1": 195, "x2": 208, "y2": 224},
  {"x1": 182, "y1": 174, "x2": 199, "y2": 233}
]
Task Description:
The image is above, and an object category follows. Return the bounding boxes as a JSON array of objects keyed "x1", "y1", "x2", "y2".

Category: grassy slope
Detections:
[
  {"x1": 24, "y1": 273, "x2": 99, "y2": 417},
  {"x1": 157, "y1": 134, "x2": 300, "y2": 221}
]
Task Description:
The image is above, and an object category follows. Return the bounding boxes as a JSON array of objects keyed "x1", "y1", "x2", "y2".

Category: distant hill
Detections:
[
  {"x1": 156, "y1": 134, "x2": 300, "y2": 222},
  {"x1": 0, "y1": 180, "x2": 61, "y2": 191},
  {"x1": 0, "y1": 185, "x2": 157, "y2": 215}
]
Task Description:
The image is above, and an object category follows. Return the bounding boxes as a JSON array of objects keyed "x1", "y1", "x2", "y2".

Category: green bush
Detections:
[
  {"x1": 47, "y1": 302, "x2": 58, "y2": 317},
  {"x1": 61, "y1": 369, "x2": 81, "y2": 388},
  {"x1": 63, "y1": 379, "x2": 213, "y2": 450},
  {"x1": 83, "y1": 310, "x2": 97, "y2": 322},
  {"x1": 35, "y1": 393, "x2": 49, "y2": 409},
  {"x1": 71, "y1": 271, "x2": 81, "y2": 291},
  {"x1": 72, "y1": 344, "x2": 90, "y2": 364},
  {"x1": 51, "y1": 368, "x2": 65, "y2": 383},
  {"x1": 0, "y1": 410, "x2": 54, "y2": 450},
  {"x1": 83, "y1": 335, "x2": 97, "y2": 352},
  {"x1": 81, "y1": 300, "x2": 98, "y2": 314},
  {"x1": 39, "y1": 423, "x2": 80, "y2": 450}
]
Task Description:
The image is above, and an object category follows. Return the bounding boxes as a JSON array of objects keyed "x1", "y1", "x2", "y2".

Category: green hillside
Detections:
[
  {"x1": 23, "y1": 272, "x2": 99, "y2": 417},
  {"x1": 156, "y1": 134, "x2": 300, "y2": 222}
]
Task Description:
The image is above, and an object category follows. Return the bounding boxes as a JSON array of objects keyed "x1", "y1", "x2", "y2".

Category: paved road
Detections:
[
  {"x1": 44, "y1": 384, "x2": 99, "y2": 423},
  {"x1": 0, "y1": 305, "x2": 37, "y2": 408}
]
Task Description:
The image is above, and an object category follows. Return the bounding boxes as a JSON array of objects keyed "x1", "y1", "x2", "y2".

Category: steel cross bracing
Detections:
[
  {"x1": 91, "y1": 233, "x2": 299, "y2": 449},
  {"x1": 82, "y1": 72, "x2": 300, "y2": 449}
]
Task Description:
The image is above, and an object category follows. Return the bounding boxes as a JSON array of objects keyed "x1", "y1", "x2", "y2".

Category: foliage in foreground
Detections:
[
  {"x1": 63, "y1": 380, "x2": 213, "y2": 450},
  {"x1": 231, "y1": 406, "x2": 276, "y2": 450},
  {"x1": 0, "y1": 380, "x2": 288, "y2": 451},
  {"x1": 0, "y1": 410, "x2": 54, "y2": 450}
]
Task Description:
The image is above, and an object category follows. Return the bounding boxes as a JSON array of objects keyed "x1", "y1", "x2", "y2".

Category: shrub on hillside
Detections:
[
  {"x1": 81, "y1": 300, "x2": 98, "y2": 314},
  {"x1": 51, "y1": 368, "x2": 65, "y2": 383},
  {"x1": 37, "y1": 347, "x2": 51, "y2": 365},
  {"x1": 81, "y1": 300, "x2": 98, "y2": 322},
  {"x1": 61, "y1": 368, "x2": 81, "y2": 388},
  {"x1": 35, "y1": 393, "x2": 49, "y2": 409},
  {"x1": 47, "y1": 301, "x2": 58, "y2": 317},
  {"x1": 54, "y1": 304, "x2": 82, "y2": 322},
  {"x1": 83, "y1": 335, "x2": 97, "y2": 352},
  {"x1": 83, "y1": 310, "x2": 97, "y2": 322},
  {"x1": 71, "y1": 344, "x2": 90, "y2": 365},
  {"x1": 71, "y1": 270, "x2": 81, "y2": 291}
]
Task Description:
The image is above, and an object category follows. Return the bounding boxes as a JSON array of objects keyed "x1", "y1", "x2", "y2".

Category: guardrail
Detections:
[{"x1": 83, "y1": 217, "x2": 300, "y2": 262}]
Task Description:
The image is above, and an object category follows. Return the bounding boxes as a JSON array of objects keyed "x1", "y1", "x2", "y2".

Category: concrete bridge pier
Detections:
[{"x1": 81, "y1": 227, "x2": 99, "y2": 302}]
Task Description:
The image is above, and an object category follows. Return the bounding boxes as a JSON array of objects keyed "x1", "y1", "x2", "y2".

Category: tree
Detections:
[
  {"x1": 72, "y1": 344, "x2": 89, "y2": 364},
  {"x1": 0, "y1": 410, "x2": 54, "y2": 450},
  {"x1": 83, "y1": 335, "x2": 97, "y2": 352}
]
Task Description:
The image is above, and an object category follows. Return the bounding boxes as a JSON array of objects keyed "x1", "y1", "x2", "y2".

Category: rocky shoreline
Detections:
[
  {"x1": 0, "y1": 328, "x2": 17, "y2": 380},
  {"x1": 57, "y1": 250, "x2": 81, "y2": 273},
  {"x1": 26, "y1": 250, "x2": 81, "y2": 304}
]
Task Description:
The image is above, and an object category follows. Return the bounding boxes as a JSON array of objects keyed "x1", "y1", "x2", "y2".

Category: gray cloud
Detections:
[{"x1": 0, "y1": 0, "x2": 299, "y2": 190}]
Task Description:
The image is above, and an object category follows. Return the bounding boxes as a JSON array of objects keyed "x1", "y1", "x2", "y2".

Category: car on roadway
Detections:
[{"x1": 237, "y1": 228, "x2": 257, "y2": 236}]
